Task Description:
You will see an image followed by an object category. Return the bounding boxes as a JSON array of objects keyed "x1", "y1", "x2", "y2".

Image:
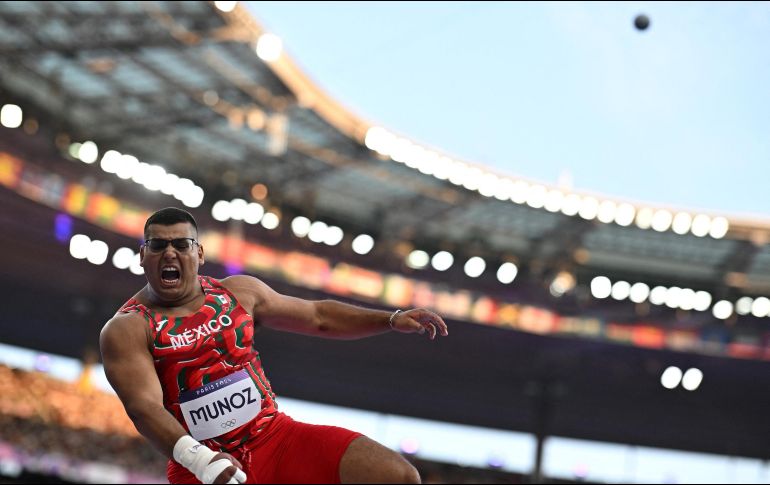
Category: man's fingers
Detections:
[{"x1": 233, "y1": 469, "x2": 247, "y2": 483}]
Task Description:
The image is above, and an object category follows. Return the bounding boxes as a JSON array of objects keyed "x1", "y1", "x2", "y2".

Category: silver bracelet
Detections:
[{"x1": 388, "y1": 309, "x2": 402, "y2": 330}]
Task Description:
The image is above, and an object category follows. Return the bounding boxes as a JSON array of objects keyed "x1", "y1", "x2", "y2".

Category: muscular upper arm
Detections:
[
  {"x1": 222, "y1": 275, "x2": 320, "y2": 335},
  {"x1": 99, "y1": 313, "x2": 164, "y2": 417}
]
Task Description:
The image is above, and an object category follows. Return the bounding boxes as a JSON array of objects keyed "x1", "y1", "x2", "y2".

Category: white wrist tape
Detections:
[{"x1": 173, "y1": 435, "x2": 217, "y2": 483}]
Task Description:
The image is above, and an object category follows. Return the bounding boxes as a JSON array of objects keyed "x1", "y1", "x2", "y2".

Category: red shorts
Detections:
[{"x1": 167, "y1": 412, "x2": 363, "y2": 484}]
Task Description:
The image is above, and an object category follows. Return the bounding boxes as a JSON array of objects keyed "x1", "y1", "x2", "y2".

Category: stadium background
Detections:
[{"x1": 0, "y1": 1, "x2": 768, "y2": 483}]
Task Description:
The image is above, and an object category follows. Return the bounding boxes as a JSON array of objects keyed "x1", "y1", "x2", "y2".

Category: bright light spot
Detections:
[
  {"x1": 323, "y1": 226, "x2": 344, "y2": 246},
  {"x1": 735, "y1": 296, "x2": 753, "y2": 315},
  {"x1": 478, "y1": 173, "x2": 499, "y2": 198},
  {"x1": 256, "y1": 33, "x2": 283, "y2": 62},
  {"x1": 78, "y1": 141, "x2": 98, "y2": 164},
  {"x1": 308, "y1": 221, "x2": 329, "y2": 243},
  {"x1": 0, "y1": 104, "x2": 22, "y2": 128},
  {"x1": 681, "y1": 368, "x2": 703, "y2": 391},
  {"x1": 649, "y1": 286, "x2": 668, "y2": 306},
  {"x1": 352, "y1": 234, "x2": 374, "y2": 255},
  {"x1": 671, "y1": 212, "x2": 692, "y2": 235},
  {"x1": 87, "y1": 239, "x2": 109, "y2": 265},
  {"x1": 712, "y1": 300, "x2": 733, "y2": 320},
  {"x1": 635, "y1": 207, "x2": 654, "y2": 230},
  {"x1": 497, "y1": 262, "x2": 518, "y2": 284},
  {"x1": 691, "y1": 214, "x2": 711, "y2": 237},
  {"x1": 116, "y1": 154, "x2": 139, "y2": 180},
  {"x1": 400, "y1": 438, "x2": 420, "y2": 455},
  {"x1": 142, "y1": 165, "x2": 167, "y2": 192},
  {"x1": 69, "y1": 234, "x2": 91, "y2": 259},
  {"x1": 664, "y1": 286, "x2": 682, "y2": 309},
  {"x1": 68, "y1": 143, "x2": 81, "y2": 159},
  {"x1": 494, "y1": 178, "x2": 513, "y2": 201},
  {"x1": 365, "y1": 127, "x2": 388, "y2": 152},
  {"x1": 173, "y1": 178, "x2": 195, "y2": 202},
  {"x1": 291, "y1": 216, "x2": 311, "y2": 237},
  {"x1": 244, "y1": 202, "x2": 265, "y2": 225},
  {"x1": 525, "y1": 185, "x2": 547, "y2": 209},
  {"x1": 651, "y1": 210, "x2": 673, "y2": 232},
  {"x1": 406, "y1": 250, "x2": 430, "y2": 269},
  {"x1": 211, "y1": 200, "x2": 231, "y2": 222},
  {"x1": 629, "y1": 282, "x2": 650, "y2": 303},
  {"x1": 100, "y1": 150, "x2": 121, "y2": 174},
  {"x1": 261, "y1": 212, "x2": 280, "y2": 230},
  {"x1": 678, "y1": 288, "x2": 696, "y2": 311},
  {"x1": 161, "y1": 173, "x2": 180, "y2": 196},
  {"x1": 661, "y1": 366, "x2": 683, "y2": 390},
  {"x1": 464, "y1": 257, "x2": 486, "y2": 278},
  {"x1": 614, "y1": 203, "x2": 636, "y2": 227},
  {"x1": 709, "y1": 217, "x2": 729, "y2": 239},
  {"x1": 610, "y1": 280, "x2": 631, "y2": 300},
  {"x1": 228, "y1": 198, "x2": 247, "y2": 221},
  {"x1": 112, "y1": 247, "x2": 135, "y2": 270},
  {"x1": 544, "y1": 190, "x2": 564, "y2": 213},
  {"x1": 509, "y1": 180, "x2": 529, "y2": 204},
  {"x1": 578, "y1": 197, "x2": 599, "y2": 220},
  {"x1": 550, "y1": 271, "x2": 576, "y2": 297},
  {"x1": 751, "y1": 297, "x2": 770, "y2": 317},
  {"x1": 129, "y1": 254, "x2": 144, "y2": 275},
  {"x1": 431, "y1": 251, "x2": 454, "y2": 271},
  {"x1": 590, "y1": 276, "x2": 612, "y2": 299},
  {"x1": 461, "y1": 167, "x2": 483, "y2": 191},
  {"x1": 597, "y1": 200, "x2": 617, "y2": 224},
  {"x1": 693, "y1": 291, "x2": 712, "y2": 312},
  {"x1": 432, "y1": 156, "x2": 453, "y2": 181},
  {"x1": 214, "y1": 1, "x2": 237, "y2": 12},
  {"x1": 561, "y1": 193, "x2": 581, "y2": 216}
]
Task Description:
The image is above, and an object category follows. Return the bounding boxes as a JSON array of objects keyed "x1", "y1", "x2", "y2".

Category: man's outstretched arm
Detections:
[
  {"x1": 99, "y1": 314, "x2": 245, "y2": 484},
  {"x1": 223, "y1": 275, "x2": 448, "y2": 340}
]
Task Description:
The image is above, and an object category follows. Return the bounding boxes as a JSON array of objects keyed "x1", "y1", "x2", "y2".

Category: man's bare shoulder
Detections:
[
  {"x1": 219, "y1": 274, "x2": 262, "y2": 290},
  {"x1": 101, "y1": 309, "x2": 147, "y2": 341}
]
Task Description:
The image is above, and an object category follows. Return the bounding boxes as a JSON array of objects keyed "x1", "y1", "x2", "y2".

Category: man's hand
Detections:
[
  {"x1": 208, "y1": 452, "x2": 247, "y2": 484},
  {"x1": 391, "y1": 308, "x2": 448, "y2": 340}
]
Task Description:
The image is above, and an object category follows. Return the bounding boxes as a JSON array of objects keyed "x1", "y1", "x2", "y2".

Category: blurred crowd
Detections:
[{"x1": 0, "y1": 364, "x2": 566, "y2": 484}]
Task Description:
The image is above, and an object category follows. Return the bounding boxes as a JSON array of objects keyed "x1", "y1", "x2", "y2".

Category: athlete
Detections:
[{"x1": 100, "y1": 207, "x2": 448, "y2": 484}]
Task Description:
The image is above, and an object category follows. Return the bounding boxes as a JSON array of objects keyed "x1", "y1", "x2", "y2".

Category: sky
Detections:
[{"x1": 244, "y1": 1, "x2": 770, "y2": 219}]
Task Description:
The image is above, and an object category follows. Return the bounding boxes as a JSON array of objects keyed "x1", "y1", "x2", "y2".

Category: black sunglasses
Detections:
[{"x1": 144, "y1": 238, "x2": 198, "y2": 253}]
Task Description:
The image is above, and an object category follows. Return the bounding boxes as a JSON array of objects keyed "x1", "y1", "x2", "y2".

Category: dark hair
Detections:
[{"x1": 144, "y1": 207, "x2": 198, "y2": 239}]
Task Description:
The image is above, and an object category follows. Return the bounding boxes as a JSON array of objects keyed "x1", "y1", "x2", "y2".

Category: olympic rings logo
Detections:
[{"x1": 221, "y1": 419, "x2": 237, "y2": 429}]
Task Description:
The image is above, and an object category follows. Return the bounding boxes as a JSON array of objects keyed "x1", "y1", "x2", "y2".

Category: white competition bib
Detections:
[{"x1": 178, "y1": 370, "x2": 261, "y2": 441}]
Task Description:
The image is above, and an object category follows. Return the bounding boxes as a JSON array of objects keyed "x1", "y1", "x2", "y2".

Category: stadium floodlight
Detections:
[
  {"x1": 712, "y1": 300, "x2": 733, "y2": 320},
  {"x1": 68, "y1": 143, "x2": 81, "y2": 160},
  {"x1": 494, "y1": 178, "x2": 514, "y2": 201},
  {"x1": 525, "y1": 185, "x2": 547, "y2": 209},
  {"x1": 461, "y1": 167, "x2": 483, "y2": 192},
  {"x1": 478, "y1": 173, "x2": 499, "y2": 198},
  {"x1": 308, "y1": 221, "x2": 329, "y2": 243},
  {"x1": 448, "y1": 161, "x2": 468, "y2": 186},
  {"x1": 610, "y1": 280, "x2": 631, "y2": 300},
  {"x1": 660, "y1": 366, "x2": 683, "y2": 390},
  {"x1": 735, "y1": 296, "x2": 753, "y2": 315},
  {"x1": 256, "y1": 33, "x2": 283, "y2": 62},
  {"x1": 590, "y1": 276, "x2": 612, "y2": 299},
  {"x1": 431, "y1": 156, "x2": 452, "y2": 181},
  {"x1": 614, "y1": 203, "x2": 636, "y2": 227},
  {"x1": 497, "y1": 262, "x2": 518, "y2": 284},
  {"x1": 664, "y1": 286, "x2": 682, "y2": 309},
  {"x1": 597, "y1": 200, "x2": 617, "y2": 224},
  {"x1": 751, "y1": 297, "x2": 770, "y2": 318},
  {"x1": 291, "y1": 217, "x2": 312, "y2": 238},
  {"x1": 649, "y1": 286, "x2": 668, "y2": 305},
  {"x1": 629, "y1": 282, "x2": 650, "y2": 303},
  {"x1": 69, "y1": 234, "x2": 91, "y2": 260},
  {"x1": 261, "y1": 212, "x2": 280, "y2": 230},
  {"x1": 229, "y1": 198, "x2": 248, "y2": 221},
  {"x1": 214, "y1": 1, "x2": 238, "y2": 12},
  {"x1": 143, "y1": 164, "x2": 167, "y2": 192},
  {"x1": 100, "y1": 150, "x2": 121, "y2": 174},
  {"x1": 112, "y1": 247, "x2": 135, "y2": 270},
  {"x1": 244, "y1": 203, "x2": 265, "y2": 225},
  {"x1": 129, "y1": 254, "x2": 144, "y2": 275},
  {"x1": 635, "y1": 207, "x2": 654, "y2": 229},
  {"x1": 78, "y1": 141, "x2": 98, "y2": 164},
  {"x1": 578, "y1": 197, "x2": 599, "y2": 221},
  {"x1": 406, "y1": 250, "x2": 430, "y2": 269},
  {"x1": 709, "y1": 217, "x2": 729, "y2": 239},
  {"x1": 693, "y1": 291, "x2": 712, "y2": 312},
  {"x1": 671, "y1": 212, "x2": 692, "y2": 235},
  {"x1": 509, "y1": 180, "x2": 529, "y2": 205},
  {"x1": 691, "y1": 214, "x2": 711, "y2": 237},
  {"x1": 681, "y1": 368, "x2": 703, "y2": 391},
  {"x1": 87, "y1": 240, "x2": 109, "y2": 266},
  {"x1": 161, "y1": 173, "x2": 180, "y2": 196},
  {"x1": 678, "y1": 288, "x2": 696, "y2": 311},
  {"x1": 352, "y1": 234, "x2": 375, "y2": 255},
  {"x1": 211, "y1": 200, "x2": 231, "y2": 222},
  {"x1": 0, "y1": 104, "x2": 22, "y2": 128},
  {"x1": 116, "y1": 154, "x2": 139, "y2": 180},
  {"x1": 464, "y1": 257, "x2": 486, "y2": 278},
  {"x1": 431, "y1": 251, "x2": 454, "y2": 272},
  {"x1": 550, "y1": 271, "x2": 576, "y2": 297},
  {"x1": 651, "y1": 210, "x2": 673, "y2": 232},
  {"x1": 561, "y1": 193, "x2": 581, "y2": 216},
  {"x1": 544, "y1": 189, "x2": 564, "y2": 213},
  {"x1": 323, "y1": 226, "x2": 344, "y2": 246}
]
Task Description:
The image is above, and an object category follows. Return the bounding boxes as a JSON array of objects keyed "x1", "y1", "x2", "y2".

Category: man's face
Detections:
[{"x1": 140, "y1": 222, "x2": 204, "y2": 303}]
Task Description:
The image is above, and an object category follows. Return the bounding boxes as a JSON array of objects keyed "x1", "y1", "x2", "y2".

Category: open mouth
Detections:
[{"x1": 161, "y1": 266, "x2": 181, "y2": 286}]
